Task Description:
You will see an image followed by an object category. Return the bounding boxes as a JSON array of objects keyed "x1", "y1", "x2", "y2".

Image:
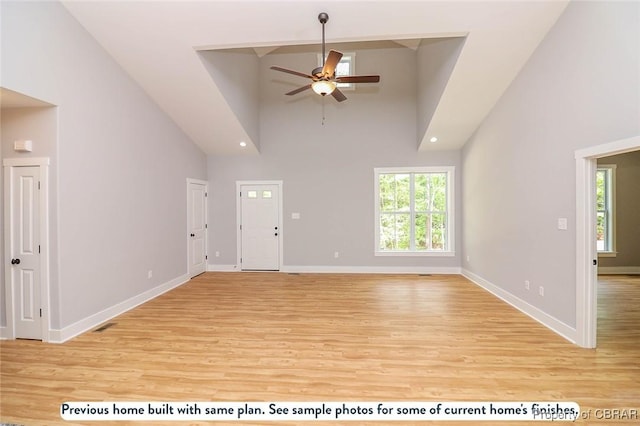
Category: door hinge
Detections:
[
  {"x1": 40, "y1": 308, "x2": 42, "y2": 317},
  {"x1": 240, "y1": 191, "x2": 242, "y2": 197},
  {"x1": 38, "y1": 181, "x2": 41, "y2": 190},
  {"x1": 240, "y1": 224, "x2": 242, "y2": 230},
  {"x1": 240, "y1": 257, "x2": 242, "y2": 263},
  {"x1": 38, "y1": 245, "x2": 41, "y2": 254},
  {"x1": 205, "y1": 192, "x2": 208, "y2": 197},
  {"x1": 205, "y1": 255, "x2": 208, "y2": 260},
  {"x1": 205, "y1": 224, "x2": 208, "y2": 229}
]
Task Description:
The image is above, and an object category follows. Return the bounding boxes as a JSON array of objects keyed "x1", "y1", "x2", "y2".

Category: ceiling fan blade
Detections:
[
  {"x1": 271, "y1": 66, "x2": 314, "y2": 79},
  {"x1": 335, "y1": 75, "x2": 381, "y2": 83},
  {"x1": 285, "y1": 85, "x2": 312, "y2": 96},
  {"x1": 322, "y1": 50, "x2": 343, "y2": 77},
  {"x1": 331, "y1": 87, "x2": 347, "y2": 102}
]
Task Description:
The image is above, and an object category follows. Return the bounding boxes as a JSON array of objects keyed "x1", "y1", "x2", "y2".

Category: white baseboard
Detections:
[
  {"x1": 48, "y1": 273, "x2": 190, "y2": 343},
  {"x1": 461, "y1": 269, "x2": 577, "y2": 344},
  {"x1": 598, "y1": 266, "x2": 640, "y2": 275},
  {"x1": 0, "y1": 326, "x2": 8, "y2": 340},
  {"x1": 208, "y1": 264, "x2": 239, "y2": 272},
  {"x1": 281, "y1": 265, "x2": 462, "y2": 274}
]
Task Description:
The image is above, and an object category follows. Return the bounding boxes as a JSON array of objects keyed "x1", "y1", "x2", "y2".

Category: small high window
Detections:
[{"x1": 318, "y1": 52, "x2": 355, "y2": 90}]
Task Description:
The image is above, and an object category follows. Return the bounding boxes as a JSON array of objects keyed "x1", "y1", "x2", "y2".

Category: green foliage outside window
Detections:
[{"x1": 379, "y1": 172, "x2": 448, "y2": 251}]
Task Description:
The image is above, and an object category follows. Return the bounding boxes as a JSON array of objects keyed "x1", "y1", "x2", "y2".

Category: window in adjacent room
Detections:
[
  {"x1": 596, "y1": 165, "x2": 616, "y2": 255},
  {"x1": 317, "y1": 52, "x2": 354, "y2": 90},
  {"x1": 374, "y1": 167, "x2": 455, "y2": 256}
]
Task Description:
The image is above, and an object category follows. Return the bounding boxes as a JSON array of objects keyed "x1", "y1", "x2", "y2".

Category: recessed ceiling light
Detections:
[
  {"x1": 239, "y1": 141, "x2": 247, "y2": 147},
  {"x1": 430, "y1": 137, "x2": 438, "y2": 143}
]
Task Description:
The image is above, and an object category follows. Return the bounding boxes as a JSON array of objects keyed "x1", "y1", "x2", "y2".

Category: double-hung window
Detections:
[
  {"x1": 596, "y1": 165, "x2": 616, "y2": 255},
  {"x1": 374, "y1": 167, "x2": 454, "y2": 256}
]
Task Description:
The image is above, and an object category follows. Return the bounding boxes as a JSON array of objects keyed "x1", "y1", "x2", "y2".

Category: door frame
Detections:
[
  {"x1": 236, "y1": 180, "x2": 283, "y2": 271},
  {"x1": 186, "y1": 178, "x2": 208, "y2": 277},
  {"x1": 3, "y1": 157, "x2": 51, "y2": 341},
  {"x1": 575, "y1": 135, "x2": 640, "y2": 348}
]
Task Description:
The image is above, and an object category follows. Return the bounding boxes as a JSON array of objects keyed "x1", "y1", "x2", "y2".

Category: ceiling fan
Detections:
[{"x1": 270, "y1": 12, "x2": 380, "y2": 102}]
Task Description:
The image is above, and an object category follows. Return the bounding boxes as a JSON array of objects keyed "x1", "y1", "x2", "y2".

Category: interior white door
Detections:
[
  {"x1": 10, "y1": 166, "x2": 42, "y2": 339},
  {"x1": 241, "y1": 184, "x2": 280, "y2": 270},
  {"x1": 188, "y1": 181, "x2": 207, "y2": 277}
]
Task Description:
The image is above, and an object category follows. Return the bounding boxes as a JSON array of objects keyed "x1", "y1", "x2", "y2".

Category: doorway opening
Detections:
[
  {"x1": 236, "y1": 181, "x2": 283, "y2": 271},
  {"x1": 3, "y1": 157, "x2": 51, "y2": 341},
  {"x1": 575, "y1": 135, "x2": 640, "y2": 348},
  {"x1": 187, "y1": 179, "x2": 208, "y2": 278}
]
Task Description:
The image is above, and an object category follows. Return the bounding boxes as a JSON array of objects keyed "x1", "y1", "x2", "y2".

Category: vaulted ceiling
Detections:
[{"x1": 61, "y1": 1, "x2": 569, "y2": 155}]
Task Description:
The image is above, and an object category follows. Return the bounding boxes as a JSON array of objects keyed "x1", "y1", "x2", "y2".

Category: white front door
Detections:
[
  {"x1": 188, "y1": 180, "x2": 207, "y2": 277},
  {"x1": 9, "y1": 166, "x2": 42, "y2": 339},
  {"x1": 240, "y1": 184, "x2": 280, "y2": 270}
]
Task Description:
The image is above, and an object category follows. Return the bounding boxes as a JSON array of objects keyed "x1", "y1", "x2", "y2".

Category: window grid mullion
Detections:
[{"x1": 409, "y1": 173, "x2": 415, "y2": 251}]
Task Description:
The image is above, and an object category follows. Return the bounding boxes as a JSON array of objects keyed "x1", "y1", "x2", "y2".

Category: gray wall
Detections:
[
  {"x1": 199, "y1": 50, "x2": 261, "y2": 149},
  {"x1": 209, "y1": 46, "x2": 461, "y2": 269},
  {"x1": 416, "y1": 37, "x2": 466, "y2": 147},
  {"x1": 1, "y1": 1, "x2": 207, "y2": 330},
  {"x1": 598, "y1": 151, "x2": 640, "y2": 269},
  {"x1": 462, "y1": 1, "x2": 639, "y2": 327}
]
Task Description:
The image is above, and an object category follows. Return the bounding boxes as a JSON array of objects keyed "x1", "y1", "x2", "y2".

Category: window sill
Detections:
[
  {"x1": 375, "y1": 251, "x2": 455, "y2": 257},
  {"x1": 598, "y1": 251, "x2": 617, "y2": 258}
]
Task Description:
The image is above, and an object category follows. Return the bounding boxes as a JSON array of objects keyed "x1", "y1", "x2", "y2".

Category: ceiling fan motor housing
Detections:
[{"x1": 312, "y1": 66, "x2": 325, "y2": 78}]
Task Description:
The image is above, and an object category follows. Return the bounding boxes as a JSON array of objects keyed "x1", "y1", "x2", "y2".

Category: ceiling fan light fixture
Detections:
[{"x1": 312, "y1": 80, "x2": 336, "y2": 96}]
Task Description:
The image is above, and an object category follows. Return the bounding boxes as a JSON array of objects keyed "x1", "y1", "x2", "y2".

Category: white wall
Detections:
[
  {"x1": 208, "y1": 46, "x2": 462, "y2": 271},
  {"x1": 462, "y1": 1, "x2": 639, "y2": 327},
  {"x1": 1, "y1": 1, "x2": 206, "y2": 332}
]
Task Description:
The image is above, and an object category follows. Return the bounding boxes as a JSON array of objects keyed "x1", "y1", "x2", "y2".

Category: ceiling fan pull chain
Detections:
[{"x1": 322, "y1": 98, "x2": 326, "y2": 125}]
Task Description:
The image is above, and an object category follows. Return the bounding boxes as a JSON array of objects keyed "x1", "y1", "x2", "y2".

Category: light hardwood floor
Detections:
[{"x1": 1, "y1": 273, "x2": 639, "y2": 425}]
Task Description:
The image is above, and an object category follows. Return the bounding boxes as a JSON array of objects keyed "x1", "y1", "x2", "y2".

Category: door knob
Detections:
[
  {"x1": 11, "y1": 258, "x2": 20, "y2": 265},
  {"x1": 274, "y1": 226, "x2": 278, "y2": 230},
  {"x1": 274, "y1": 232, "x2": 278, "y2": 236},
  {"x1": 190, "y1": 233, "x2": 195, "y2": 237}
]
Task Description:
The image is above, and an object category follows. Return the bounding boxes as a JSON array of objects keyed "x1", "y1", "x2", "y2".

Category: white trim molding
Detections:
[
  {"x1": 282, "y1": 265, "x2": 462, "y2": 275},
  {"x1": 48, "y1": 273, "x2": 189, "y2": 343},
  {"x1": 374, "y1": 166, "x2": 455, "y2": 256},
  {"x1": 187, "y1": 178, "x2": 209, "y2": 278},
  {"x1": 462, "y1": 269, "x2": 577, "y2": 344},
  {"x1": 236, "y1": 180, "x2": 284, "y2": 271},
  {"x1": 3, "y1": 157, "x2": 51, "y2": 342},
  {"x1": 208, "y1": 264, "x2": 239, "y2": 272},
  {"x1": 598, "y1": 266, "x2": 640, "y2": 275}
]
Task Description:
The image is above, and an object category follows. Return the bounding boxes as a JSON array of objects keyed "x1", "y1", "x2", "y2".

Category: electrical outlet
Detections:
[
  {"x1": 147, "y1": 270, "x2": 153, "y2": 279},
  {"x1": 539, "y1": 286, "x2": 544, "y2": 296},
  {"x1": 466, "y1": 255, "x2": 470, "y2": 262},
  {"x1": 215, "y1": 251, "x2": 220, "y2": 257},
  {"x1": 334, "y1": 251, "x2": 339, "y2": 258},
  {"x1": 525, "y1": 280, "x2": 530, "y2": 290}
]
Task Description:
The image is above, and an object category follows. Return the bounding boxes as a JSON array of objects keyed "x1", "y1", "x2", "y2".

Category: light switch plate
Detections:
[{"x1": 558, "y1": 218, "x2": 568, "y2": 230}]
